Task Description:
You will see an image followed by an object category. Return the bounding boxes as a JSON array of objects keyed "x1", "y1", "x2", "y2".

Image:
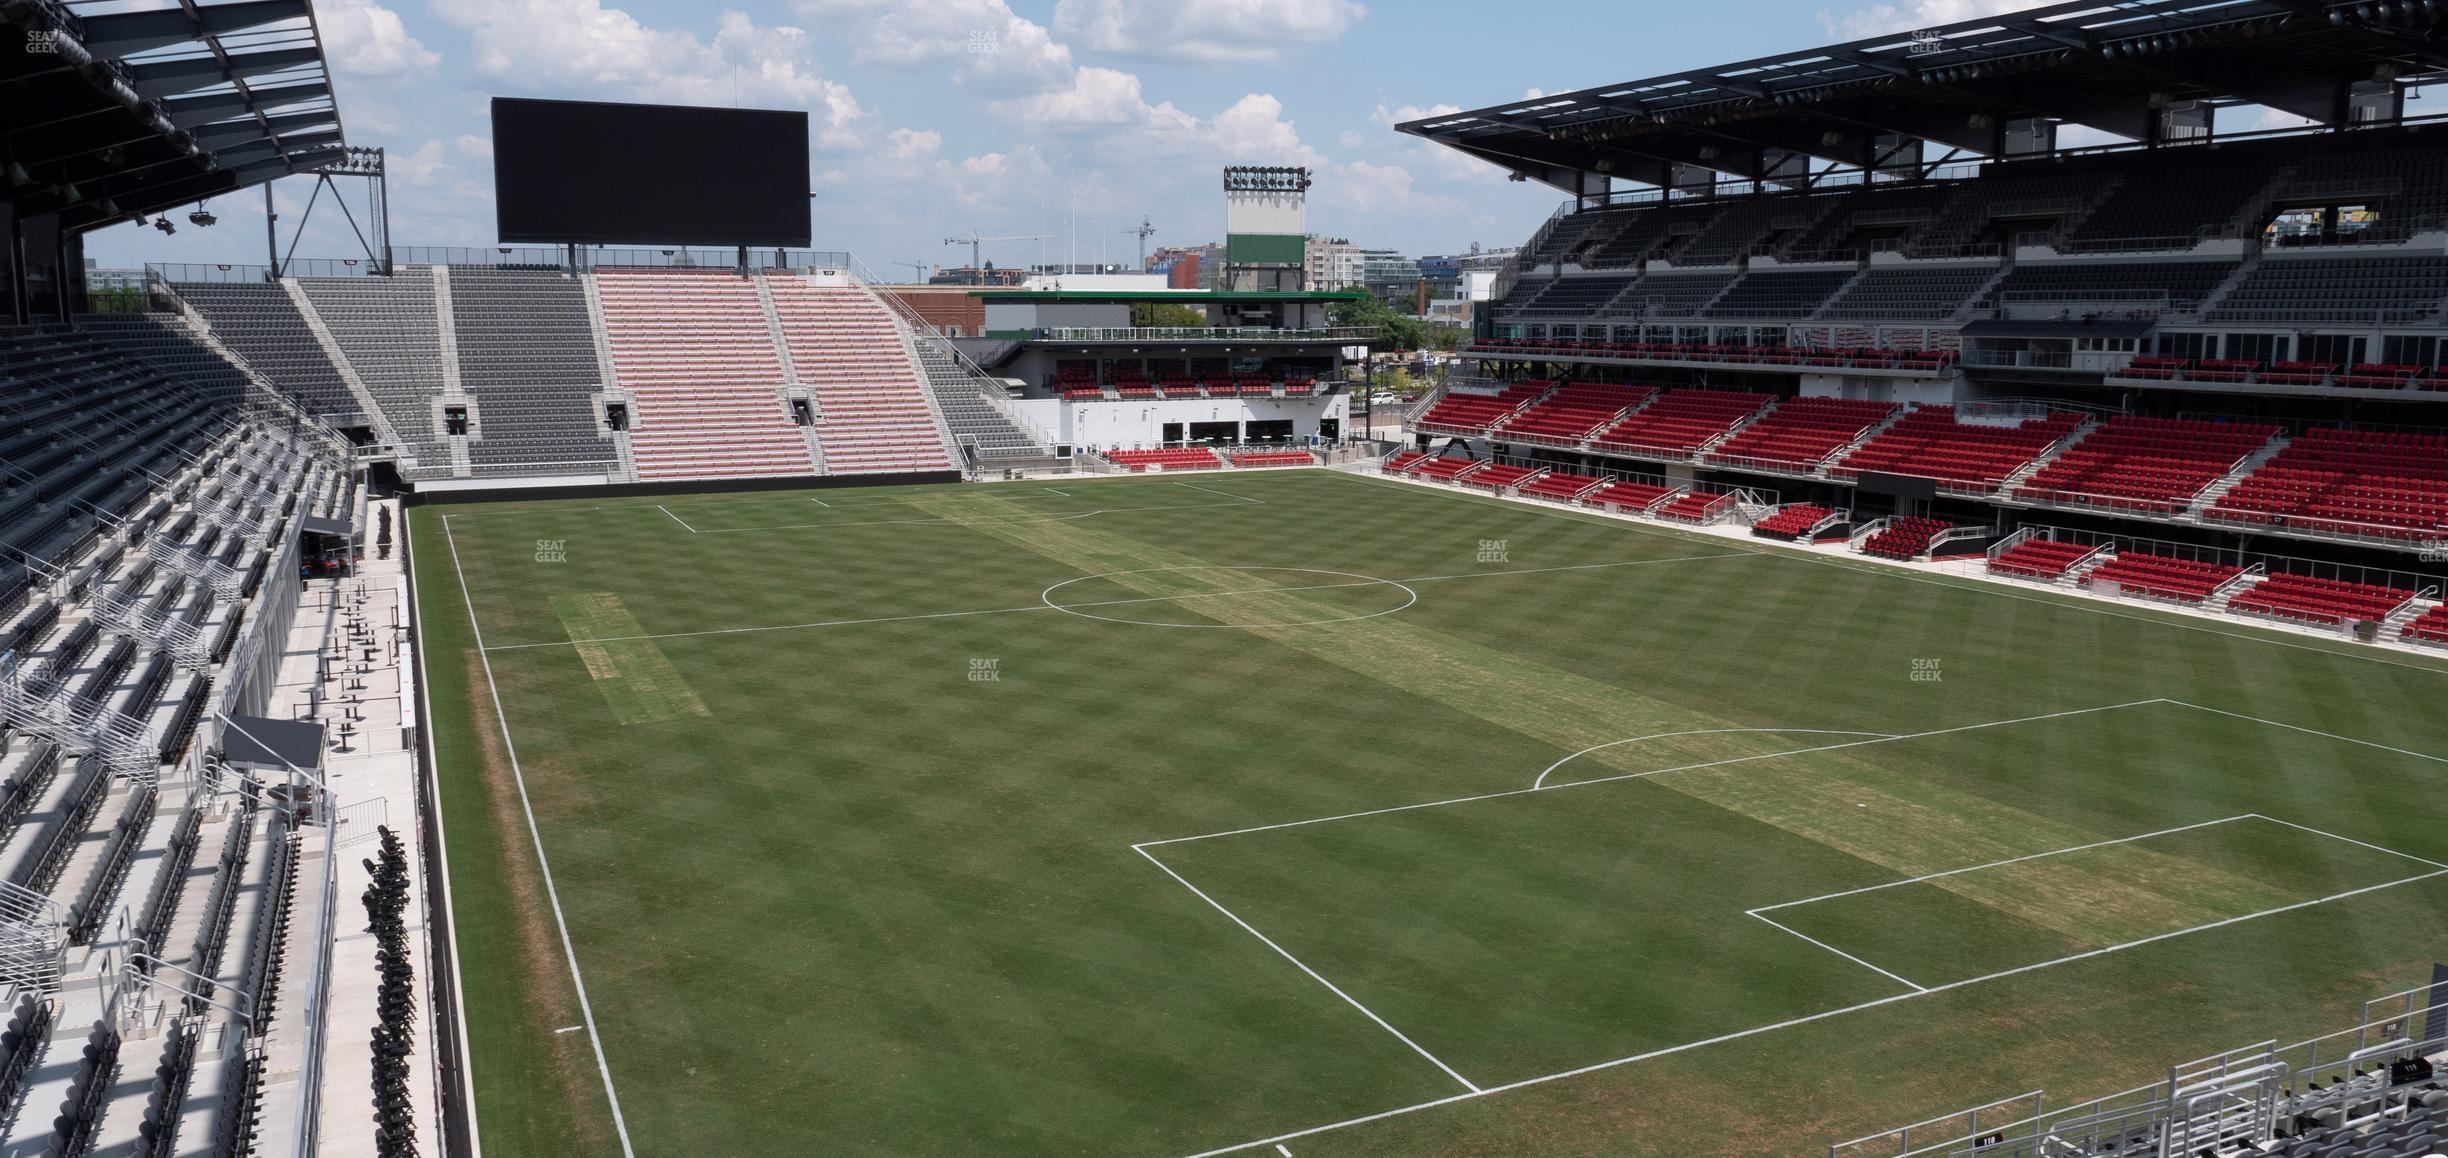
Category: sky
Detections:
[{"x1": 85, "y1": 0, "x2": 2062, "y2": 273}]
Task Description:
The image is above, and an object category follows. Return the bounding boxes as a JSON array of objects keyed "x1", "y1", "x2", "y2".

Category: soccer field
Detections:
[{"x1": 407, "y1": 468, "x2": 2448, "y2": 1157}]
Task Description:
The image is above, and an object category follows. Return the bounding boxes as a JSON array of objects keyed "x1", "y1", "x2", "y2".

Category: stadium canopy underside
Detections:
[
  {"x1": 1399, "y1": 0, "x2": 2448, "y2": 196},
  {"x1": 0, "y1": 0, "x2": 347, "y2": 320}
]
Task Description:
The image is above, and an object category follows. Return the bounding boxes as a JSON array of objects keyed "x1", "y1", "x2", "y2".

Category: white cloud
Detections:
[
  {"x1": 453, "y1": 134, "x2": 493, "y2": 160},
  {"x1": 1370, "y1": 102, "x2": 1461, "y2": 129},
  {"x1": 990, "y1": 66, "x2": 1151, "y2": 129},
  {"x1": 1818, "y1": 0, "x2": 2057, "y2": 40},
  {"x1": 427, "y1": 0, "x2": 866, "y2": 148},
  {"x1": 1051, "y1": 0, "x2": 1365, "y2": 62},
  {"x1": 884, "y1": 127, "x2": 942, "y2": 160},
  {"x1": 792, "y1": 0, "x2": 1072, "y2": 94},
  {"x1": 320, "y1": 0, "x2": 438, "y2": 77}
]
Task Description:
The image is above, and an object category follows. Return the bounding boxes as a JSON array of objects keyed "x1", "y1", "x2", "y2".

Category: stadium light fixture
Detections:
[
  {"x1": 189, "y1": 202, "x2": 216, "y2": 227},
  {"x1": 155, "y1": 217, "x2": 177, "y2": 235}
]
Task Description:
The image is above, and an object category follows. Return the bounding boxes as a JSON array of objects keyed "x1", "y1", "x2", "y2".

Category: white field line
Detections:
[
  {"x1": 440, "y1": 515, "x2": 636, "y2": 1157},
  {"x1": 1044, "y1": 488, "x2": 1070, "y2": 497},
  {"x1": 1273, "y1": 1147, "x2": 1293, "y2": 1157},
  {"x1": 1749, "y1": 814, "x2": 2259, "y2": 913},
  {"x1": 2165, "y1": 700, "x2": 2448, "y2": 767},
  {"x1": 1329, "y1": 469, "x2": 2448, "y2": 681},
  {"x1": 1531, "y1": 728, "x2": 1899, "y2": 790},
  {"x1": 1132, "y1": 846, "x2": 1481, "y2": 1094},
  {"x1": 1173, "y1": 865, "x2": 2448, "y2": 1158},
  {"x1": 806, "y1": 497, "x2": 829, "y2": 507},
  {"x1": 655, "y1": 504, "x2": 695, "y2": 533},
  {"x1": 480, "y1": 554, "x2": 1755, "y2": 653},
  {"x1": 1749, "y1": 912, "x2": 1928, "y2": 991},
  {"x1": 2247, "y1": 814, "x2": 2448, "y2": 870},
  {"x1": 1168, "y1": 479, "x2": 1267, "y2": 504},
  {"x1": 1137, "y1": 700, "x2": 2175, "y2": 850}
]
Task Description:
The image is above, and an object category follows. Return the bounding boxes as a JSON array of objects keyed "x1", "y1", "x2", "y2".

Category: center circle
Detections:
[{"x1": 1040, "y1": 566, "x2": 1418, "y2": 629}]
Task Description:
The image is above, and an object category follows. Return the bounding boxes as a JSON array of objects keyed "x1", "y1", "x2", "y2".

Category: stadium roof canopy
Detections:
[
  {"x1": 1, "y1": 0, "x2": 347, "y2": 231},
  {"x1": 1399, "y1": 0, "x2": 2448, "y2": 195}
]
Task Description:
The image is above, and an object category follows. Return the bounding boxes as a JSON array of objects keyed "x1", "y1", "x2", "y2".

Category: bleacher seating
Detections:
[
  {"x1": 1513, "y1": 275, "x2": 1638, "y2": 316},
  {"x1": 2015, "y1": 416, "x2": 2277, "y2": 513},
  {"x1": 295, "y1": 272, "x2": 453, "y2": 468},
  {"x1": 1493, "y1": 382, "x2": 1656, "y2": 443},
  {"x1": 1707, "y1": 396, "x2": 1899, "y2": 473},
  {"x1": 1415, "y1": 382, "x2": 1551, "y2": 433},
  {"x1": 2083, "y1": 551, "x2": 2246, "y2": 602},
  {"x1": 1591, "y1": 389, "x2": 1772, "y2": 458},
  {"x1": 172, "y1": 282, "x2": 363, "y2": 424},
  {"x1": 1703, "y1": 268, "x2": 1857, "y2": 319},
  {"x1": 2209, "y1": 427, "x2": 2448, "y2": 544},
  {"x1": 2227, "y1": 573, "x2": 2419, "y2": 626},
  {"x1": 1645, "y1": 491, "x2": 1718, "y2": 522},
  {"x1": 1980, "y1": 260, "x2": 2241, "y2": 316},
  {"x1": 1834, "y1": 407, "x2": 2086, "y2": 490},
  {"x1": 1412, "y1": 456, "x2": 1487, "y2": 482},
  {"x1": 764, "y1": 276, "x2": 957, "y2": 475},
  {"x1": 2402, "y1": 605, "x2": 2448, "y2": 645},
  {"x1": 1986, "y1": 538, "x2": 2098, "y2": 580},
  {"x1": 594, "y1": 269, "x2": 816, "y2": 480},
  {"x1": 1858, "y1": 516, "x2": 1953, "y2": 560},
  {"x1": 1228, "y1": 450, "x2": 1316, "y2": 467},
  {"x1": 1817, "y1": 263, "x2": 1995, "y2": 321},
  {"x1": 1517, "y1": 471, "x2": 1609, "y2": 502},
  {"x1": 2209, "y1": 254, "x2": 2448, "y2": 325},
  {"x1": 0, "y1": 329, "x2": 344, "y2": 1158},
  {"x1": 1586, "y1": 478, "x2": 1679, "y2": 513},
  {"x1": 445, "y1": 267, "x2": 621, "y2": 476},
  {"x1": 1382, "y1": 450, "x2": 1429, "y2": 473},
  {"x1": 1612, "y1": 271, "x2": 1739, "y2": 318},
  {"x1": 1463, "y1": 463, "x2": 1542, "y2": 491},
  {"x1": 1751, "y1": 504, "x2": 1840, "y2": 541},
  {"x1": 1107, "y1": 448, "x2": 1223, "y2": 472}
]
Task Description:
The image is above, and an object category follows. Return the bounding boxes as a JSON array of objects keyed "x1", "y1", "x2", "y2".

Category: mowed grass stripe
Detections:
[
  {"x1": 930, "y1": 496, "x2": 2275, "y2": 944},
  {"x1": 551, "y1": 592, "x2": 711, "y2": 724}
]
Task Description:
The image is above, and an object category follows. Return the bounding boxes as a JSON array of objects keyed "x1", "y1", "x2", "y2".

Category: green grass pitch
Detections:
[{"x1": 405, "y1": 469, "x2": 2448, "y2": 1157}]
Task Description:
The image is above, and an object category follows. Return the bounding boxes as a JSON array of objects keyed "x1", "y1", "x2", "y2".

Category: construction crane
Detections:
[
  {"x1": 893, "y1": 260, "x2": 930, "y2": 283},
  {"x1": 942, "y1": 228, "x2": 1046, "y2": 272},
  {"x1": 1124, "y1": 217, "x2": 1157, "y2": 267}
]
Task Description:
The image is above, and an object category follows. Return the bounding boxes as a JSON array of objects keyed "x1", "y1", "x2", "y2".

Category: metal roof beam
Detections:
[
  {"x1": 185, "y1": 109, "x2": 333, "y2": 148},
  {"x1": 158, "y1": 81, "x2": 329, "y2": 127},
  {"x1": 73, "y1": 0, "x2": 311, "y2": 58},
  {"x1": 125, "y1": 46, "x2": 321, "y2": 100}
]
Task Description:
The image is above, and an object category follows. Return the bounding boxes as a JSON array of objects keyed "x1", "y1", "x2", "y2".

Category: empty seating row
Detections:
[
  {"x1": 2082, "y1": 551, "x2": 2245, "y2": 602},
  {"x1": 1106, "y1": 448, "x2": 1223, "y2": 472},
  {"x1": 1415, "y1": 382, "x2": 1551, "y2": 433},
  {"x1": 1493, "y1": 383, "x2": 1657, "y2": 443},
  {"x1": 1707, "y1": 396, "x2": 1898, "y2": 472},
  {"x1": 1858, "y1": 516, "x2": 1955, "y2": 560},
  {"x1": 1592, "y1": 389, "x2": 1772, "y2": 458},
  {"x1": 1751, "y1": 504, "x2": 1841, "y2": 541},
  {"x1": 2228, "y1": 573, "x2": 2418, "y2": 626},
  {"x1": 2015, "y1": 416, "x2": 2277, "y2": 513},
  {"x1": 1986, "y1": 537, "x2": 2098, "y2": 580},
  {"x1": 1834, "y1": 407, "x2": 2085, "y2": 490}
]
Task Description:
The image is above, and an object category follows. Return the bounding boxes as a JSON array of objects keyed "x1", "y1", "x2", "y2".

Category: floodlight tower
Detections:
[
  {"x1": 1221, "y1": 167, "x2": 1310, "y2": 292},
  {"x1": 1124, "y1": 217, "x2": 1157, "y2": 267}
]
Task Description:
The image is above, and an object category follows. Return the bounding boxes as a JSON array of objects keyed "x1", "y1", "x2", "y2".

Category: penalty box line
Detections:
[
  {"x1": 1171, "y1": 713, "x2": 2448, "y2": 1158},
  {"x1": 1134, "y1": 699, "x2": 2171, "y2": 1109},
  {"x1": 1174, "y1": 861, "x2": 2448, "y2": 1158}
]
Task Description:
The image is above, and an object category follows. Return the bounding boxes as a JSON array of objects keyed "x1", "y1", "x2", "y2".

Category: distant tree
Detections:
[
  {"x1": 84, "y1": 286, "x2": 148, "y2": 315},
  {"x1": 1328, "y1": 295, "x2": 1426, "y2": 351},
  {"x1": 1130, "y1": 302, "x2": 1207, "y2": 328}
]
